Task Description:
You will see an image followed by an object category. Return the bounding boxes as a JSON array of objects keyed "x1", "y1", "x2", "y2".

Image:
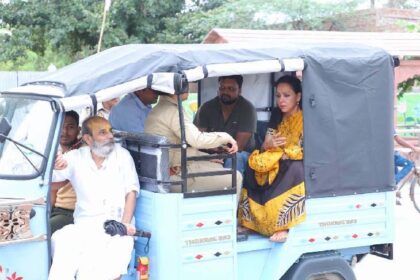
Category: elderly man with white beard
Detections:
[{"x1": 49, "y1": 116, "x2": 140, "y2": 280}]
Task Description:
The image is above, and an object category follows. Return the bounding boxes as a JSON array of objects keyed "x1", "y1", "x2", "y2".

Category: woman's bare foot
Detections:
[{"x1": 269, "y1": 230, "x2": 288, "y2": 243}]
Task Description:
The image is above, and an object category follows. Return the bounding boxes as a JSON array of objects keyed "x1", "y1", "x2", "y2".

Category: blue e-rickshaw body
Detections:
[{"x1": 0, "y1": 43, "x2": 396, "y2": 280}]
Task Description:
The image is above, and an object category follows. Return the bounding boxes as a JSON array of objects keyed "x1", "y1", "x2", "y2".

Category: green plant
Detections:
[{"x1": 398, "y1": 75, "x2": 420, "y2": 99}]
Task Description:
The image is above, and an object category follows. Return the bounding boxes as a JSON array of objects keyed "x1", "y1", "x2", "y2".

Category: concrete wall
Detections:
[{"x1": 327, "y1": 8, "x2": 420, "y2": 32}]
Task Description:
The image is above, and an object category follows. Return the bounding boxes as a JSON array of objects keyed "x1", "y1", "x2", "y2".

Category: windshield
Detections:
[{"x1": 0, "y1": 95, "x2": 55, "y2": 178}]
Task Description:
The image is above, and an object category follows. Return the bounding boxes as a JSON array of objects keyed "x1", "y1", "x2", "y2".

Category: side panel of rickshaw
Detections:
[
  {"x1": 0, "y1": 97, "x2": 62, "y2": 279},
  {"x1": 0, "y1": 179, "x2": 50, "y2": 280},
  {"x1": 237, "y1": 191, "x2": 395, "y2": 280},
  {"x1": 125, "y1": 136, "x2": 394, "y2": 280},
  {"x1": 132, "y1": 192, "x2": 237, "y2": 280},
  {"x1": 126, "y1": 189, "x2": 395, "y2": 280}
]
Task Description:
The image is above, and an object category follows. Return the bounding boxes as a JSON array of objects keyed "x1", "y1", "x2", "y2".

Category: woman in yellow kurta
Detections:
[{"x1": 238, "y1": 75, "x2": 305, "y2": 242}]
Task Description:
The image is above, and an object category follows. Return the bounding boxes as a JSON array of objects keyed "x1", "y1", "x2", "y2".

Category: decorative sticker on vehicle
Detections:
[
  {"x1": 184, "y1": 234, "x2": 232, "y2": 246},
  {"x1": 0, "y1": 204, "x2": 33, "y2": 242},
  {"x1": 318, "y1": 219, "x2": 357, "y2": 227},
  {"x1": 0, "y1": 265, "x2": 23, "y2": 280}
]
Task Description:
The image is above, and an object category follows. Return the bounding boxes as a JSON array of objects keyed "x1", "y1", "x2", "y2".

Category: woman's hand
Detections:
[
  {"x1": 263, "y1": 134, "x2": 286, "y2": 150},
  {"x1": 272, "y1": 134, "x2": 286, "y2": 148}
]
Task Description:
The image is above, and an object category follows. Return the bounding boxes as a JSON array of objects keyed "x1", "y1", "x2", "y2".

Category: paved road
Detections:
[{"x1": 354, "y1": 185, "x2": 420, "y2": 280}]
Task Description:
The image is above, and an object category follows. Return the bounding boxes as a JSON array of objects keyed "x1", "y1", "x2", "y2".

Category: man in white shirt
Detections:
[{"x1": 49, "y1": 116, "x2": 140, "y2": 280}]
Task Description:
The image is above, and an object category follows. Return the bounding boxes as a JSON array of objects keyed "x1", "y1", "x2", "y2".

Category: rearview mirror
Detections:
[{"x1": 0, "y1": 117, "x2": 11, "y2": 143}]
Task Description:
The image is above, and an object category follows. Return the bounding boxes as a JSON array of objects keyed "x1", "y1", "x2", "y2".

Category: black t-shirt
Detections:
[{"x1": 193, "y1": 96, "x2": 257, "y2": 152}]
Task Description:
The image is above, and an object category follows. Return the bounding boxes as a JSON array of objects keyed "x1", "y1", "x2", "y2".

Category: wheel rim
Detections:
[{"x1": 410, "y1": 177, "x2": 420, "y2": 213}]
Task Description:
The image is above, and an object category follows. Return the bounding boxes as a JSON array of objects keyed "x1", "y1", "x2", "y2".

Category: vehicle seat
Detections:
[{"x1": 122, "y1": 132, "x2": 171, "y2": 193}]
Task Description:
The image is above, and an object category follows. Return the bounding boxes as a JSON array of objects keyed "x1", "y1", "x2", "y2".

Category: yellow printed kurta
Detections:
[{"x1": 238, "y1": 110, "x2": 306, "y2": 236}]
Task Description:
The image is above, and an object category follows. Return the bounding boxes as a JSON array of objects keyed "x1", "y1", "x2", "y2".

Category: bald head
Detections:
[
  {"x1": 81, "y1": 116, "x2": 111, "y2": 136},
  {"x1": 82, "y1": 116, "x2": 115, "y2": 158}
]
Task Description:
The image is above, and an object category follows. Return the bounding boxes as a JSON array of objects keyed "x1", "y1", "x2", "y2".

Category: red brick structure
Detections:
[{"x1": 328, "y1": 8, "x2": 420, "y2": 32}]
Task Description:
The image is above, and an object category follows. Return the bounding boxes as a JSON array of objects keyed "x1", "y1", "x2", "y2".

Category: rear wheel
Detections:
[
  {"x1": 308, "y1": 273, "x2": 344, "y2": 280},
  {"x1": 410, "y1": 176, "x2": 420, "y2": 213},
  {"x1": 280, "y1": 252, "x2": 356, "y2": 280}
]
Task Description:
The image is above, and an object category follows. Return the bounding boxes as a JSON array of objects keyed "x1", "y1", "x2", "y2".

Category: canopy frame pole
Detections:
[{"x1": 176, "y1": 93, "x2": 188, "y2": 193}]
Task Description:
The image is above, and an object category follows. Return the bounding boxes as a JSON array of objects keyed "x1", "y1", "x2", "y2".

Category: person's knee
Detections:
[{"x1": 223, "y1": 152, "x2": 250, "y2": 175}]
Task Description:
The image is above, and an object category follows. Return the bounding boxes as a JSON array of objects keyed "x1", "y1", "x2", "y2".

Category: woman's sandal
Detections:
[{"x1": 269, "y1": 230, "x2": 288, "y2": 243}]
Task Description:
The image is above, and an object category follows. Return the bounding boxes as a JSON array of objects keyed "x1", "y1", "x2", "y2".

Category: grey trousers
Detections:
[{"x1": 50, "y1": 207, "x2": 74, "y2": 234}]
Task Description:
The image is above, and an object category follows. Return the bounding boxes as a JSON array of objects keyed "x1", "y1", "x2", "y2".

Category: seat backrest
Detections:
[{"x1": 122, "y1": 132, "x2": 171, "y2": 193}]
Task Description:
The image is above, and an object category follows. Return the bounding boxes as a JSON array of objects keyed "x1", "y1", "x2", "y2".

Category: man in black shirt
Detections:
[{"x1": 194, "y1": 75, "x2": 257, "y2": 175}]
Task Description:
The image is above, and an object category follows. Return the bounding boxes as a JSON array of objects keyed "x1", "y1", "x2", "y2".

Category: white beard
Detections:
[{"x1": 91, "y1": 140, "x2": 114, "y2": 158}]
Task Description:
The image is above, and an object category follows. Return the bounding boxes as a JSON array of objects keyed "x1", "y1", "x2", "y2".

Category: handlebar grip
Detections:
[{"x1": 135, "y1": 230, "x2": 152, "y2": 238}]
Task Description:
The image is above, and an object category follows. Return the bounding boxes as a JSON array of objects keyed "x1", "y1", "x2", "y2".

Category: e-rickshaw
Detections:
[{"x1": 0, "y1": 43, "x2": 396, "y2": 280}]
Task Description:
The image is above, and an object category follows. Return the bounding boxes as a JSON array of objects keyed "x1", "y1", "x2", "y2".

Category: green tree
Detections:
[
  {"x1": 158, "y1": 0, "x2": 360, "y2": 43},
  {"x1": 0, "y1": 0, "x2": 185, "y2": 70},
  {"x1": 398, "y1": 76, "x2": 420, "y2": 99},
  {"x1": 397, "y1": 21, "x2": 420, "y2": 99}
]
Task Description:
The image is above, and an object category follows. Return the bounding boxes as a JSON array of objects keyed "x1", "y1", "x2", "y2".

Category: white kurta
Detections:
[{"x1": 49, "y1": 145, "x2": 140, "y2": 280}]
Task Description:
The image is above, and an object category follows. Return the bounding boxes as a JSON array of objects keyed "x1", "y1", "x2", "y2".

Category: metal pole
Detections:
[
  {"x1": 177, "y1": 94, "x2": 188, "y2": 193},
  {"x1": 97, "y1": 0, "x2": 111, "y2": 53}
]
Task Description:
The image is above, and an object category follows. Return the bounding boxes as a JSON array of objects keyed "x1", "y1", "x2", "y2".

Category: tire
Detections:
[
  {"x1": 410, "y1": 176, "x2": 420, "y2": 213},
  {"x1": 280, "y1": 252, "x2": 356, "y2": 280},
  {"x1": 308, "y1": 273, "x2": 345, "y2": 280}
]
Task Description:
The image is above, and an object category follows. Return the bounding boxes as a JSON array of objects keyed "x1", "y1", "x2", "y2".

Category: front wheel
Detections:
[{"x1": 410, "y1": 175, "x2": 420, "y2": 213}]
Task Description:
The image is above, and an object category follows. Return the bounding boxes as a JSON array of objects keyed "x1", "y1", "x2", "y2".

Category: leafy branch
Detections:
[{"x1": 398, "y1": 75, "x2": 420, "y2": 99}]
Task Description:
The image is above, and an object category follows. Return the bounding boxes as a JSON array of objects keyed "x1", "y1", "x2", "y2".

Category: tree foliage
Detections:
[
  {"x1": 158, "y1": 0, "x2": 360, "y2": 43},
  {"x1": 398, "y1": 75, "x2": 420, "y2": 99},
  {"x1": 1, "y1": 0, "x2": 396, "y2": 70},
  {"x1": 0, "y1": 0, "x2": 184, "y2": 70}
]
